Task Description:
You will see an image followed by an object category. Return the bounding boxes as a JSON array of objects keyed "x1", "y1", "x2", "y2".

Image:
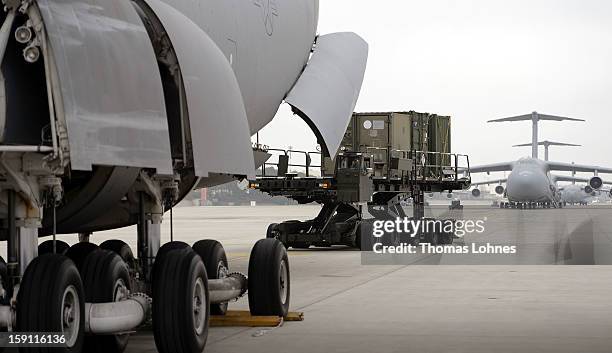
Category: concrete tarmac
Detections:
[{"x1": 37, "y1": 205, "x2": 612, "y2": 353}]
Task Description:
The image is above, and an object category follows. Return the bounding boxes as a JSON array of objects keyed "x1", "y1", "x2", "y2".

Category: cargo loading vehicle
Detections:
[{"x1": 251, "y1": 112, "x2": 472, "y2": 250}]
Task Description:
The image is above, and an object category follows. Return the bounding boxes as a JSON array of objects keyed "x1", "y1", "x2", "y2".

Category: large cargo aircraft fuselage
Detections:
[{"x1": 505, "y1": 158, "x2": 556, "y2": 203}]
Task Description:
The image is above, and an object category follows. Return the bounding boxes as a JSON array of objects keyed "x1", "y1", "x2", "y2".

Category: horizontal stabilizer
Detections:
[
  {"x1": 488, "y1": 112, "x2": 585, "y2": 123},
  {"x1": 513, "y1": 141, "x2": 581, "y2": 147},
  {"x1": 488, "y1": 114, "x2": 532, "y2": 123},
  {"x1": 537, "y1": 114, "x2": 584, "y2": 122}
]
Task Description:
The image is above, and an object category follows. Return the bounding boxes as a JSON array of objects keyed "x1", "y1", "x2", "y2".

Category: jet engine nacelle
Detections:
[
  {"x1": 446, "y1": 193, "x2": 453, "y2": 199},
  {"x1": 584, "y1": 185, "x2": 593, "y2": 194},
  {"x1": 471, "y1": 189, "x2": 481, "y2": 198},
  {"x1": 495, "y1": 185, "x2": 505, "y2": 195},
  {"x1": 590, "y1": 176, "x2": 603, "y2": 190}
]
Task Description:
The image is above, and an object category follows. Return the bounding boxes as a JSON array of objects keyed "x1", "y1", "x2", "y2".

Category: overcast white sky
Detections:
[{"x1": 254, "y1": 0, "x2": 612, "y2": 181}]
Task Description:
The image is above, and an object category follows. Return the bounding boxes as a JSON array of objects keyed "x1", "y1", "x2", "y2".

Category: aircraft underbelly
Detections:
[
  {"x1": 508, "y1": 193, "x2": 551, "y2": 203},
  {"x1": 163, "y1": 0, "x2": 318, "y2": 134}
]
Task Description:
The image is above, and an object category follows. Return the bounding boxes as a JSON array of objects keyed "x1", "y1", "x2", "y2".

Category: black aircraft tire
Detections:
[
  {"x1": 248, "y1": 239, "x2": 290, "y2": 317},
  {"x1": 193, "y1": 240, "x2": 229, "y2": 316},
  {"x1": 65, "y1": 242, "x2": 100, "y2": 271},
  {"x1": 0, "y1": 256, "x2": 7, "y2": 295},
  {"x1": 153, "y1": 241, "x2": 190, "y2": 271},
  {"x1": 153, "y1": 247, "x2": 209, "y2": 353},
  {"x1": 100, "y1": 239, "x2": 137, "y2": 270},
  {"x1": 81, "y1": 250, "x2": 132, "y2": 353},
  {"x1": 17, "y1": 254, "x2": 85, "y2": 353},
  {"x1": 38, "y1": 240, "x2": 70, "y2": 255}
]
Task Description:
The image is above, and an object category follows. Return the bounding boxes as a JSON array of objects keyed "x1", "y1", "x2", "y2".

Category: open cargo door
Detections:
[
  {"x1": 145, "y1": 0, "x2": 255, "y2": 179},
  {"x1": 285, "y1": 32, "x2": 368, "y2": 158}
]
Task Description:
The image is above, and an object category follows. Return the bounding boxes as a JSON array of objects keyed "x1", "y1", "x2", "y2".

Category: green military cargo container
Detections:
[
  {"x1": 334, "y1": 112, "x2": 452, "y2": 179},
  {"x1": 338, "y1": 112, "x2": 428, "y2": 178},
  {"x1": 341, "y1": 112, "x2": 429, "y2": 153},
  {"x1": 427, "y1": 114, "x2": 452, "y2": 170}
]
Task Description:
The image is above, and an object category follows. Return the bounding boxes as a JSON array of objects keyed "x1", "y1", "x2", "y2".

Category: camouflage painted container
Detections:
[
  {"x1": 427, "y1": 114, "x2": 452, "y2": 168},
  {"x1": 342, "y1": 112, "x2": 430, "y2": 153},
  {"x1": 338, "y1": 112, "x2": 432, "y2": 178}
]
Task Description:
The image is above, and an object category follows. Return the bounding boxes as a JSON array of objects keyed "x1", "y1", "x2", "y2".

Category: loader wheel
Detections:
[
  {"x1": 438, "y1": 233, "x2": 454, "y2": 245},
  {"x1": 353, "y1": 231, "x2": 361, "y2": 249},
  {"x1": 153, "y1": 247, "x2": 209, "y2": 353},
  {"x1": 424, "y1": 231, "x2": 439, "y2": 246},
  {"x1": 38, "y1": 240, "x2": 70, "y2": 255},
  {"x1": 81, "y1": 250, "x2": 131, "y2": 353},
  {"x1": 248, "y1": 239, "x2": 290, "y2": 317},
  {"x1": 193, "y1": 240, "x2": 229, "y2": 315},
  {"x1": 100, "y1": 239, "x2": 137, "y2": 270},
  {"x1": 266, "y1": 223, "x2": 279, "y2": 238},
  {"x1": 291, "y1": 242, "x2": 311, "y2": 249},
  {"x1": 17, "y1": 254, "x2": 85, "y2": 352},
  {"x1": 356, "y1": 221, "x2": 374, "y2": 251}
]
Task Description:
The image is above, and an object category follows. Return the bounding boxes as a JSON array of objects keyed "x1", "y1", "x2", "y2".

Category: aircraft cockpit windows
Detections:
[{"x1": 517, "y1": 159, "x2": 537, "y2": 166}]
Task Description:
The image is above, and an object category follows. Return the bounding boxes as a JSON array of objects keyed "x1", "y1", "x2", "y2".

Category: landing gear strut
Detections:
[{"x1": 0, "y1": 183, "x2": 292, "y2": 353}]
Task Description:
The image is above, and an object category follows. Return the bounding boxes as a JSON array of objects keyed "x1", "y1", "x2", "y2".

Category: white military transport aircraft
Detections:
[
  {"x1": 0, "y1": 1, "x2": 368, "y2": 352},
  {"x1": 469, "y1": 112, "x2": 612, "y2": 208},
  {"x1": 558, "y1": 182, "x2": 612, "y2": 205}
]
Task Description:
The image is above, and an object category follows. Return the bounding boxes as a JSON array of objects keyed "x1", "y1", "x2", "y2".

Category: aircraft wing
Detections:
[
  {"x1": 471, "y1": 178, "x2": 507, "y2": 187},
  {"x1": 552, "y1": 175, "x2": 612, "y2": 185},
  {"x1": 547, "y1": 162, "x2": 612, "y2": 174},
  {"x1": 470, "y1": 162, "x2": 515, "y2": 174}
]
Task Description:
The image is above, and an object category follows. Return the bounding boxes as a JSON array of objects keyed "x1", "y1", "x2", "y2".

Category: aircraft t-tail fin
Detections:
[
  {"x1": 487, "y1": 112, "x2": 585, "y2": 159},
  {"x1": 512, "y1": 141, "x2": 581, "y2": 161}
]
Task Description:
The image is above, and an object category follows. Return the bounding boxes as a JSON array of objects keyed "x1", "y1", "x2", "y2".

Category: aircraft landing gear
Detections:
[
  {"x1": 81, "y1": 250, "x2": 132, "y2": 353},
  {"x1": 17, "y1": 254, "x2": 86, "y2": 352},
  {"x1": 38, "y1": 239, "x2": 70, "y2": 255},
  {"x1": 152, "y1": 245, "x2": 209, "y2": 353},
  {"x1": 193, "y1": 240, "x2": 230, "y2": 316},
  {"x1": 0, "y1": 180, "x2": 292, "y2": 353},
  {"x1": 248, "y1": 239, "x2": 291, "y2": 317},
  {"x1": 151, "y1": 238, "x2": 291, "y2": 353}
]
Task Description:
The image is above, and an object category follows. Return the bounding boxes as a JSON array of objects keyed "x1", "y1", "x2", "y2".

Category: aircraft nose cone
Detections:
[{"x1": 506, "y1": 170, "x2": 548, "y2": 202}]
